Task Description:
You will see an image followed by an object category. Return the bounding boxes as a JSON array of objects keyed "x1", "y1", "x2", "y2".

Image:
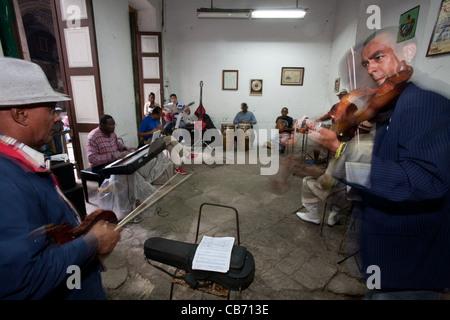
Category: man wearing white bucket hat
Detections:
[{"x1": 0, "y1": 57, "x2": 121, "y2": 299}]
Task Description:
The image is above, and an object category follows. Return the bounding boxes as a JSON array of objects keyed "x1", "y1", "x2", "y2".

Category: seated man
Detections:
[
  {"x1": 296, "y1": 121, "x2": 374, "y2": 226},
  {"x1": 86, "y1": 114, "x2": 136, "y2": 178},
  {"x1": 233, "y1": 102, "x2": 257, "y2": 126},
  {"x1": 275, "y1": 107, "x2": 294, "y2": 153},
  {"x1": 233, "y1": 103, "x2": 257, "y2": 148},
  {"x1": 138, "y1": 107, "x2": 191, "y2": 175},
  {"x1": 42, "y1": 104, "x2": 65, "y2": 155},
  {"x1": 163, "y1": 93, "x2": 192, "y2": 135}
]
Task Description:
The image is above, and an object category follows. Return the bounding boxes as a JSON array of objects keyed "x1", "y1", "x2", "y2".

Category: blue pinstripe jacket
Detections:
[{"x1": 359, "y1": 82, "x2": 450, "y2": 289}]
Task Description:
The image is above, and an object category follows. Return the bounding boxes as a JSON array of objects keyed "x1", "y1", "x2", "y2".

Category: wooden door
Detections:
[
  {"x1": 51, "y1": 0, "x2": 103, "y2": 171},
  {"x1": 137, "y1": 32, "x2": 164, "y2": 117}
]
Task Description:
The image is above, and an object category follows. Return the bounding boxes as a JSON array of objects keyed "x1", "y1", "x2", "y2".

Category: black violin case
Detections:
[{"x1": 144, "y1": 237, "x2": 255, "y2": 291}]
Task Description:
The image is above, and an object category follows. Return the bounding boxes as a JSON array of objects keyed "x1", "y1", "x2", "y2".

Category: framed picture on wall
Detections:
[
  {"x1": 397, "y1": 5, "x2": 420, "y2": 43},
  {"x1": 281, "y1": 67, "x2": 304, "y2": 86},
  {"x1": 334, "y1": 78, "x2": 341, "y2": 93},
  {"x1": 426, "y1": 0, "x2": 450, "y2": 57},
  {"x1": 250, "y1": 79, "x2": 263, "y2": 95},
  {"x1": 222, "y1": 70, "x2": 239, "y2": 90}
]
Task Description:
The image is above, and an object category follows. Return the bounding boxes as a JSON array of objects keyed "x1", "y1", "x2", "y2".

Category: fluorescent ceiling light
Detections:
[
  {"x1": 197, "y1": 8, "x2": 251, "y2": 19},
  {"x1": 251, "y1": 9, "x2": 307, "y2": 19}
]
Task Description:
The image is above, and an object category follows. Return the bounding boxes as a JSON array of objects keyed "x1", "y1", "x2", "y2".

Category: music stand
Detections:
[
  {"x1": 191, "y1": 121, "x2": 213, "y2": 153},
  {"x1": 174, "y1": 114, "x2": 183, "y2": 130}
]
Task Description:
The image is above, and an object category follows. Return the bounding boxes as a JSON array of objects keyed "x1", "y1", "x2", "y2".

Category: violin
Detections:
[
  {"x1": 330, "y1": 63, "x2": 413, "y2": 135},
  {"x1": 46, "y1": 209, "x2": 118, "y2": 245},
  {"x1": 283, "y1": 62, "x2": 413, "y2": 146},
  {"x1": 273, "y1": 62, "x2": 413, "y2": 191},
  {"x1": 45, "y1": 173, "x2": 192, "y2": 246}
]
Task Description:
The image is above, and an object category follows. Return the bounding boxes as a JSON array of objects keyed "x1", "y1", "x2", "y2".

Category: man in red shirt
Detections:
[{"x1": 86, "y1": 115, "x2": 136, "y2": 178}]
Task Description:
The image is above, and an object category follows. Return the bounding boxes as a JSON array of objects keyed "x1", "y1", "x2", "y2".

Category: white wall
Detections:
[
  {"x1": 88, "y1": 0, "x2": 450, "y2": 147},
  {"x1": 327, "y1": 0, "x2": 360, "y2": 103},
  {"x1": 92, "y1": 0, "x2": 138, "y2": 147},
  {"x1": 350, "y1": 0, "x2": 450, "y2": 91},
  {"x1": 379, "y1": 0, "x2": 450, "y2": 98},
  {"x1": 162, "y1": 0, "x2": 338, "y2": 132},
  {"x1": 129, "y1": 0, "x2": 161, "y2": 31}
]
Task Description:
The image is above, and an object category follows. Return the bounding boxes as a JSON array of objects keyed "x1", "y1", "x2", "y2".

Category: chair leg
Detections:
[
  {"x1": 320, "y1": 202, "x2": 327, "y2": 236},
  {"x1": 338, "y1": 208, "x2": 352, "y2": 255},
  {"x1": 81, "y1": 176, "x2": 89, "y2": 203}
]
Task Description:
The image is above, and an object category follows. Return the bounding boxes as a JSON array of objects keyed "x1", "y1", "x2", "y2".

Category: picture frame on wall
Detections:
[
  {"x1": 397, "y1": 5, "x2": 420, "y2": 43},
  {"x1": 281, "y1": 67, "x2": 304, "y2": 86},
  {"x1": 334, "y1": 78, "x2": 341, "y2": 93},
  {"x1": 222, "y1": 70, "x2": 239, "y2": 90},
  {"x1": 426, "y1": 0, "x2": 450, "y2": 57},
  {"x1": 250, "y1": 79, "x2": 263, "y2": 95}
]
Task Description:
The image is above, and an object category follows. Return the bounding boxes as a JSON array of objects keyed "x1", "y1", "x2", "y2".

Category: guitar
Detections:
[{"x1": 163, "y1": 101, "x2": 195, "y2": 114}]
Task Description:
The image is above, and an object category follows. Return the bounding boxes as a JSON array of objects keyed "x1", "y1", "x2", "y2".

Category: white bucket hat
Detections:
[{"x1": 0, "y1": 57, "x2": 71, "y2": 107}]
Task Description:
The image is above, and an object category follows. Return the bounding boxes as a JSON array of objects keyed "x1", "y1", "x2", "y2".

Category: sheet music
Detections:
[
  {"x1": 345, "y1": 162, "x2": 371, "y2": 201},
  {"x1": 192, "y1": 236, "x2": 235, "y2": 273}
]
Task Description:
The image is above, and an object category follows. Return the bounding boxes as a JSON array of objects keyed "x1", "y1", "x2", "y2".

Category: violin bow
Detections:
[{"x1": 115, "y1": 173, "x2": 191, "y2": 230}]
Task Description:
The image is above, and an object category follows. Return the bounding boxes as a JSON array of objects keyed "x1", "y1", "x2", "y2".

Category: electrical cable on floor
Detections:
[{"x1": 155, "y1": 206, "x2": 169, "y2": 217}]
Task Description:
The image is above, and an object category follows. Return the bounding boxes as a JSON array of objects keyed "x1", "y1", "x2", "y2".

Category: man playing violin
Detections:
[
  {"x1": 0, "y1": 58, "x2": 122, "y2": 299},
  {"x1": 305, "y1": 27, "x2": 450, "y2": 299}
]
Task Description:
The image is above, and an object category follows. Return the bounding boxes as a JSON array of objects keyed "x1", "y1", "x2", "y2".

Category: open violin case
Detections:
[
  {"x1": 144, "y1": 203, "x2": 255, "y2": 292},
  {"x1": 144, "y1": 237, "x2": 255, "y2": 291}
]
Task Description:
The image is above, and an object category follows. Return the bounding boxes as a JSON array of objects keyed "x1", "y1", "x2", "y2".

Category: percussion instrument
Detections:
[
  {"x1": 236, "y1": 123, "x2": 251, "y2": 151},
  {"x1": 236, "y1": 123, "x2": 251, "y2": 132},
  {"x1": 221, "y1": 123, "x2": 235, "y2": 151}
]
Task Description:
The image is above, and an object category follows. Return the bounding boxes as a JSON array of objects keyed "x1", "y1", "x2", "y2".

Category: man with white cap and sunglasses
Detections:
[{"x1": 0, "y1": 57, "x2": 121, "y2": 299}]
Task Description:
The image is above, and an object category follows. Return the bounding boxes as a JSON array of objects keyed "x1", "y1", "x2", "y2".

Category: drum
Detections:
[
  {"x1": 221, "y1": 123, "x2": 235, "y2": 151},
  {"x1": 236, "y1": 123, "x2": 251, "y2": 132},
  {"x1": 236, "y1": 123, "x2": 251, "y2": 151},
  {"x1": 221, "y1": 123, "x2": 235, "y2": 134}
]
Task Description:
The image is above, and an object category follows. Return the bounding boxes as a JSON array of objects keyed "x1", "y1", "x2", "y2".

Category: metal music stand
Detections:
[{"x1": 169, "y1": 203, "x2": 241, "y2": 300}]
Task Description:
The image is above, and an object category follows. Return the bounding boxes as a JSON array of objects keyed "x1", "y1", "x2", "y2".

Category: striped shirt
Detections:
[{"x1": 86, "y1": 127, "x2": 126, "y2": 167}]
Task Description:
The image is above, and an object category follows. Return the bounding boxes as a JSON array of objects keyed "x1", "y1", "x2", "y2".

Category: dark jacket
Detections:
[
  {"x1": 358, "y1": 82, "x2": 450, "y2": 289},
  {"x1": 0, "y1": 143, "x2": 104, "y2": 299}
]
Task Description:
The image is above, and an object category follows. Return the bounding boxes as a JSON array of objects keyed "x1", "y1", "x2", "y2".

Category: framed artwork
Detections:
[
  {"x1": 250, "y1": 79, "x2": 263, "y2": 95},
  {"x1": 426, "y1": 0, "x2": 450, "y2": 57},
  {"x1": 397, "y1": 6, "x2": 420, "y2": 43},
  {"x1": 281, "y1": 67, "x2": 304, "y2": 86},
  {"x1": 334, "y1": 78, "x2": 340, "y2": 93},
  {"x1": 222, "y1": 70, "x2": 238, "y2": 90}
]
